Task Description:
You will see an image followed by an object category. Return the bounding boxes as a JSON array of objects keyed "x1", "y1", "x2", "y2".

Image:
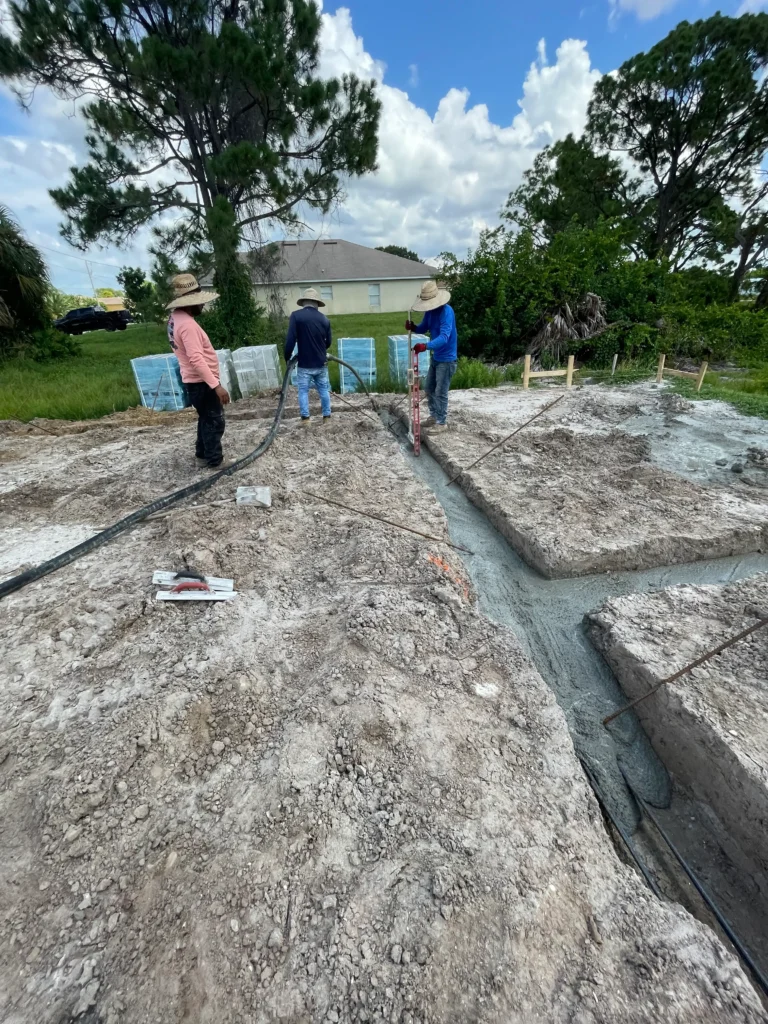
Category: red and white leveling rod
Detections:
[{"x1": 407, "y1": 311, "x2": 421, "y2": 455}]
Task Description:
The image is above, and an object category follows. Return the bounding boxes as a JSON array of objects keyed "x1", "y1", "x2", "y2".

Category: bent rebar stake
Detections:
[
  {"x1": 445, "y1": 393, "x2": 567, "y2": 487},
  {"x1": 304, "y1": 491, "x2": 473, "y2": 555},
  {"x1": 603, "y1": 614, "x2": 768, "y2": 726}
]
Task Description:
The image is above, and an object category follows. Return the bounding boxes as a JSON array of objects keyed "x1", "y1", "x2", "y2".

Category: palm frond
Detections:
[{"x1": 530, "y1": 292, "x2": 607, "y2": 362}]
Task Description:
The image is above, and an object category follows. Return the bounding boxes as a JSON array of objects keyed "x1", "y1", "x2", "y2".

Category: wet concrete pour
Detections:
[{"x1": 395, "y1": 422, "x2": 768, "y2": 836}]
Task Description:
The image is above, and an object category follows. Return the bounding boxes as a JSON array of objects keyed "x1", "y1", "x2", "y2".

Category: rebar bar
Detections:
[{"x1": 603, "y1": 615, "x2": 768, "y2": 726}]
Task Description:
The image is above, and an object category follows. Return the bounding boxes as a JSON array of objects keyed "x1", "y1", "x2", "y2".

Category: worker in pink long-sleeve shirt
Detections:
[{"x1": 166, "y1": 274, "x2": 231, "y2": 469}]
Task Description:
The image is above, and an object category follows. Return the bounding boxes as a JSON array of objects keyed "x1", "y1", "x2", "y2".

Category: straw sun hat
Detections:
[
  {"x1": 297, "y1": 288, "x2": 325, "y2": 308},
  {"x1": 166, "y1": 273, "x2": 219, "y2": 310},
  {"x1": 411, "y1": 279, "x2": 450, "y2": 312}
]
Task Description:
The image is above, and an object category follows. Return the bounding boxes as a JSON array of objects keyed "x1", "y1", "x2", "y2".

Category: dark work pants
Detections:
[{"x1": 186, "y1": 382, "x2": 225, "y2": 466}]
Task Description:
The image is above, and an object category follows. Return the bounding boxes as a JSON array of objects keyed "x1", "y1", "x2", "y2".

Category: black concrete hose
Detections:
[{"x1": 0, "y1": 355, "x2": 372, "y2": 603}]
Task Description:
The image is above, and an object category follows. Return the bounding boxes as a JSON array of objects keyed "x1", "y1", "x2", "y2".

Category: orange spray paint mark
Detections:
[{"x1": 427, "y1": 553, "x2": 471, "y2": 602}]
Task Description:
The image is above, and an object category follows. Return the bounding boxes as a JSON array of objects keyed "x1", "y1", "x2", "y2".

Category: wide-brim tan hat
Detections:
[
  {"x1": 297, "y1": 287, "x2": 325, "y2": 308},
  {"x1": 166, "y1": 273, "x2": 219, "y2": 310},
  {"x1": 412, "y1": 279, "x2": 450, "y2": 312}
]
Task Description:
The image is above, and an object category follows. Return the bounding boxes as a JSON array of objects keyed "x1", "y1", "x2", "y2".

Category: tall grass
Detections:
[{"x1": 451, "y1": 357, "x2": 521, "y2": 390}]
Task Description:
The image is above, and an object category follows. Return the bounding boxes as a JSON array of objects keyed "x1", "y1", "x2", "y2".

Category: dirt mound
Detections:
[{"x1": 0, "y1": 415, "x2": 765, "y2": 1023}]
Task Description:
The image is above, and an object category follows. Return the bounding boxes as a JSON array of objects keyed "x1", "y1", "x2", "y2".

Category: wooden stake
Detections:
[
  {"x1": 611, "y1": 354, "x2": 619, "y2": 376},
  {"x1": 695, "y1": 360, "x2": 708, "y2": 392},
  {"x1": 523, "y1": 353, "x2": 531, "y2": 389},
  {"x1": 445, "y1": 393, "x2": 566, "y2": 486},
  {"x1": 656, "y1": 352, "x2": 666, "y2": 383},
  {"x1": 566, "y1": 354, "x2": 575, "y2": 388},
  {"x1": 304, "y1": 491, "x2": 473, "y2": 554}
]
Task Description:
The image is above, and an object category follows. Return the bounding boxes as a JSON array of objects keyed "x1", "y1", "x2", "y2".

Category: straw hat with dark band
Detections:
[
  {"x1": 297, "y1": 288, "x2": 325, "y2": 308},
  {"x1": 411, "y1": 280, "x2": 450, "y2": 312},
  {"x1": 166, "y1": 273, "x2": 219, "y2": 310}
]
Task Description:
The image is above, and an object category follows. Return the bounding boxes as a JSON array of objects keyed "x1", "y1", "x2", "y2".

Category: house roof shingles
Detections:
[{"x1": 253, "y1": 239, "x2": 434, "y2": 285}]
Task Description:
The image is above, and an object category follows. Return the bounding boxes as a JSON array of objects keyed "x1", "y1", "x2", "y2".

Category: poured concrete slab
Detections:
[
  {"x1": 416, "y1": 386, "x2": 768, "y2": 577},
  {"x1": 587, "y1": 573, "x2": 768, "y2": 886}
]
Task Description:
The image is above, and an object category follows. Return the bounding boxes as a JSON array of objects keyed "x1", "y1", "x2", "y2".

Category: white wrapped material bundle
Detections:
[{"x1": 232, "y1": 345, "x2": 282, "y2": 396}]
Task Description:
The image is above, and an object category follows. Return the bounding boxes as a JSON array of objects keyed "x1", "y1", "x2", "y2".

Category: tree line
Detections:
[
  {"x1": 3, "y1": 6, "x2": 768, "y2": 367},
  {"x1": 443, "y1": 12, "x2": 768, "y2": 368}
]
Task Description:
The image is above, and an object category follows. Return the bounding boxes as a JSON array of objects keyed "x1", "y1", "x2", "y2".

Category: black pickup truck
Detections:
[{"x1": 53, "y1": 306, "x2": 133, "y2": 335}]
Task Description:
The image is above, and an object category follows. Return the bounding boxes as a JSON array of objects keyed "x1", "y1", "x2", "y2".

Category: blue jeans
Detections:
[
  {"x1": 297, "y1": 366, "x2": 332, "y2": 418},
  {"x1": 424, "y1": 359, "x2": 457, "y2": 425}
]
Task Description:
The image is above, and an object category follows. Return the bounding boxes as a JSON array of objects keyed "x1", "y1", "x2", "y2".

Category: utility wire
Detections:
[{"x1": 35, "y1": 242, "x2": 124, "y2": 269}]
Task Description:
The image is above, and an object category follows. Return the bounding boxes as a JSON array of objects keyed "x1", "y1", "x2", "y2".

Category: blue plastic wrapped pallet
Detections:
[
  {"x1": 131, "y1": 354, "x2": 189, "y2": 411},
  {"x1": 216, "y1": 349, "x2": 240, "y2": 401},
  {"x1": 388, "y1": 335, "x2": 429, "y2": 384},
  {"x1": 337, "y1": 337, "x2": 376, "y2": 394}
]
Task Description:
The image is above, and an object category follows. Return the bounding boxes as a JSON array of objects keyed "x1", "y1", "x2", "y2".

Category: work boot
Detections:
[
  {"x1": 195, "y1": 455, "x2": 207, "y2": 464},
  {"x1": 422, "y1": 415, "x2": 436, "y2": 427},
  {"x1": 427, "y1": 423, "x2": 448, "y2": 434},
  {"x1": 206, "y1": 458, "x2": 236, "y2": 471},
  {"x1": 300, "y1": 417, "x2": 311, "y2": 427},
  {"x1": 322, "y1": 415, "x2": 331, "y2": 425}
]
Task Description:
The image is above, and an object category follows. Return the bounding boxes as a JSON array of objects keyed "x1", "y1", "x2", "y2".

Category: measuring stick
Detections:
[
  {"x1": 445, "y1": 393, "x2": 566, "y2": 487},
  {"x1": 407, "y1": 308, "x2": 421, "y2": 455}
]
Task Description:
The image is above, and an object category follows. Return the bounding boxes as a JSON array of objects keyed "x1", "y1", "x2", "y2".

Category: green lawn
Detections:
[
  {"x1": 0, "y1": 312, "x2": 408, "y2": 421},
  {"x1": 672, "y1": 365, "x2": 768, "y2": 419}
]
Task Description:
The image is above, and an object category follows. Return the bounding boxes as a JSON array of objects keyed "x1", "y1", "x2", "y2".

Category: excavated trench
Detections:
[{"x1": 383, "y1": 411, "x2": 768, "y2": 980}]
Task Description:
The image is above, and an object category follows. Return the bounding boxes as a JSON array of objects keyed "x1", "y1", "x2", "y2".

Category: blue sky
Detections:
[
  {"x1": 350, "y1": 0, "x2": 720, "y2": 123},
  {"x1": 0, "y1": 0, "x2": 758, "y2": 292}
]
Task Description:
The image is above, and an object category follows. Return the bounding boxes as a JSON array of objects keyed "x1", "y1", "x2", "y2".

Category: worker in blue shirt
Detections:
[
  {"x1": 284, "y1": 288, "x2": 332, "y2": 426},
  {"x1": 405, "y1": 280, "x2": 458, "y2": 433}
]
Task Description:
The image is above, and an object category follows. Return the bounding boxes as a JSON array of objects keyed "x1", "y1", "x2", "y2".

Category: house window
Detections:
[
  {"x1": 368, "y1": 283, "x2": 381, "y2": 310},
  {"x1": 320, "y1": 285, "x2": 333, "y2": 303}
]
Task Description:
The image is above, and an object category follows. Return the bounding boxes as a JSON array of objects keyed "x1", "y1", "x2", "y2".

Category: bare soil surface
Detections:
[
  {"x1": 409, "y1": 384, "x2": 768, "y2": 578},
  {"x1": 1, "y1": 412, "x2": 765, "y2": 1022},
  {"x1": 587, "y1": 574, "x2": 768, "y2": 889}
]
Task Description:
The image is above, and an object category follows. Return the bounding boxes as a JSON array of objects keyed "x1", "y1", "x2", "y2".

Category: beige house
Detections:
[{"x1": 249, "y1": 239, "x2": 434, "y2": 316}]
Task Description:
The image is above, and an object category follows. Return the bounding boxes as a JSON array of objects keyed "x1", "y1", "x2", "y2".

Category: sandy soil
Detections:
[
  {"x1": 407, "y1": 384, "x2": 768, "y2": 578},
  {"x1": 1, "y1": 411, "x2": 765, "y2": 1022},
  {"x1": 587, "y1": 574, "x2": 768, "y2": 891}
]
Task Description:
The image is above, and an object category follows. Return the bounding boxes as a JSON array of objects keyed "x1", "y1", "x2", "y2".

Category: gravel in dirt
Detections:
[
  {"x1": 413, "y1": 385, "x2": 768, "y2": 578},
  {"x1": 587, "y1": 573, "x2": 768, "y2": 890},
  {"x1": 1, "y1": 411, "x2": 766, "y2": 1022}
]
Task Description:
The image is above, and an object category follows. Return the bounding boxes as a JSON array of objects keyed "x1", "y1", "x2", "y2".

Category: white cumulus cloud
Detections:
[
  {"x1": 0, "y1": 2, "x2": 602, "y2": 287},
  {"x1": 609, "y1": 0, "x2": 680, "y2": 20},
  {"x1": 313, "y1": 8, "x2": 601, "y2": 259},
  {"x1": 737, "y1": 0, "x2": 768, "y2": 12}
]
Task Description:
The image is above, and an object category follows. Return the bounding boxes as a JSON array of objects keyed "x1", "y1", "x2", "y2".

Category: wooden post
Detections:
[
  {"x1": 566, "y1": 354, "x2": 575, "y2": 388},
  {"x1": 611, "y1": 353, "x2": 619, "y2": 376},
  {"x1": 523, "y1": 353, "x2": 531, "y2": 389},
  {"x1": 695, "y1": 360, "x2": 708, "y2": 393},
  {"x1": 656, "y1": 352, "x2": 666, "y2": 383}
]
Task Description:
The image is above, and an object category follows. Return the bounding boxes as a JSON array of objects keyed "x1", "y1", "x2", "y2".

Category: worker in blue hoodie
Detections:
[{"x1": 405, "y1": 280, "x2": 458, "y2": 433}]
